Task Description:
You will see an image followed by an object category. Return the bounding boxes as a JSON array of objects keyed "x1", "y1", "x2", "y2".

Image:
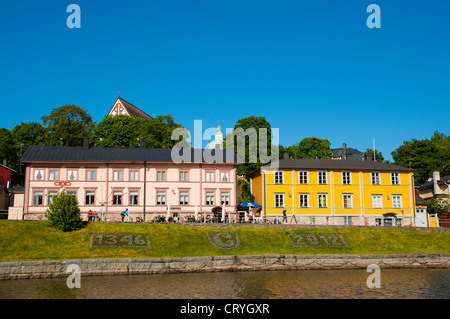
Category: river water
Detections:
[{"x1": 0, "y1": 269, "x2": 449, "y2": 299}]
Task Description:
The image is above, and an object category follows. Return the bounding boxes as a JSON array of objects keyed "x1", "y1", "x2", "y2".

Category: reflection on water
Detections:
[{"x1": 0, "y1": 269, "x2": 449, "y2": 299}]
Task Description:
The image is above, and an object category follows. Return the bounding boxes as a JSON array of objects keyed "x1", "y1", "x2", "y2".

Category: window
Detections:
[
  {"x1": 33, "y1": 191, "x2": 43, "y2": 205},
  {"x1": 221, "y1": 192, "x2": 229, "y2": 205},
  {"x1": 318, "y1": 171, "x2": 327, "y2": 184},
  {"x1": 180, "y1": 171, "x2": 189, "y2": 181},
  {"x1": 391, "y1": 172, "x2": 400, "y2": 185},
  {"x1": 67, "y1": 190, "x2": 76, "y2": 196},
  {"x1": 392, "y1": 195, "x2": 402, "y2": 208},
  {"x1": 156, "y1": 191, "x2": 166, "y2": 205},
  {"x1": 274, "y1": 171, "x2": 284, "y2": 184},
  {"x1": 113, "y1": 170, "x2": 123, "y2": 181},
  {"x1": 205, "y1": 172, "x2": 215, "y2": 182},
  {"x1": 344, "y1": 216, "x2": 353, "y2": 225},
  {"x1": 372, "y1": 195, "x2": 383, "y2": 208},
  {"x1": 342, "y1": 171, "x2": 351, "y2": 185},
  {"x1": 299, "y1": 193, "x2": 309, "y2": 208},
  {"x1": 129, "y1": 191, "x2": 138, "y2": 205},
  {"x1": 67, "y1": 170, "x2": 78, "y2": 181},
  {"x1": 129, "y1": 171, "x2": 139, "y2": 181},
  {"x1": 34, "y1": 169, "x2": 44, "y2": 180},
  {"x1": 86, "y1": 170, "x2": 96, "y2": 181},
  {"x1": 375, "y1": 218, "x2": 382, "y2": 226},
  {"x1": 221, "y1": 172, "x2": 229, "y2": 182},
  {"x1": 371, "y1": 172, "x2": 380, "y2": 185},
  {"x1": 318, "y1": 194, "x2": 328, "y2": 208},
  {"x1": 48, "y1": 191, "x2": 58, "y2": 205},
  {"x1": 180, "y1": 191, "x2": 189, "y2": 205},
  {"x1": 49, "y1": 170, "x2": 59, "y2": 181},
  {"x1": 343, "y1": 194, "x2": 353, "y2": 208},
  {"x1": 206, "y1": 192, "x2": 215, "y2": 205},
  {"x1": 112, "y1": 191, "x2": 122, "y2": 205},
  {"x1": 395, "y1": 218, "x2": 403, "y2": 226},
  {"x1": 299, "y1": 171, "x2": 308, "y2": 184},
  {"x1": 85, "y1": 191, "x2": 95, "y2": 205},
  {"x1": 157, "y1": 171, "x2": 166, "y2": 181},
  {"x1": 274, "y1": 193, "x2": 284, "y2": 208}
]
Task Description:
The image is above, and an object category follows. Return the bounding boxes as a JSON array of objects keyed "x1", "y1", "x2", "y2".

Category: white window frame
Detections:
[
  {"x1": 129, "y1": 191, "x2": 138, "y2": 205},
  {"x1": 48, "y1": 191, "x2": 58, "y2": 205},
  {"x1": 299, "y1": 193, "x2": 309, "y2": 208},
  {"x1": 67, "y1": 170, "x2": 78, "y2": 181},
  {"x1": 318, "y1": 171, "x2": 327, "y2": 184},
  {"x1": 34, "y1": 169, "x2": 44, "y2": 180},
  {"x1": 49, "y1": 170, "x2": 59, "y2": 181},
  {"x1": 392, "y1": 194, "x2": 402, "y2": 208},
  {"x1": 372, "y1": 194, "x2": 383, "y2": 208},
  {"x1": 206, "y1": 192, "x2": 215, "y2": 205},
  {"x1": 221, "y1": 192, "x2": 230, "y2": 205},
  {"x1": 221, "y1": 172, "x2": 229, "y2": 182},
  {"x1": 371, "y1": 171, "x2": 380, "y2": 185},
  {"x1": 86, "y1": 170, "x2": 96, "y2": 181},
  {"x1": 342, "y1": 171, "x2": 351, "y2": 185},
  {"x1": 156, "y1": 191, "x2": 166, "y2": 205},
  {"x1": 113, "y1": 170, "x2": 123, "y2": 181},
  {"x1": 274, "y1": 193, "x2": 285, "y2": 208},
  {"x1": 318, "y1": 193, "x2": 328, "y2": 208},
  {"x1": 179, "y1": 191, "x2": 189, "y2": 205},
  {"x1": 129, "y1": 171, "x2": 139, "y2": 181},
  {"x1": 298, "y1": 170, "x2": 308, "y2": 184},
  {"x1": 274, "y1": 171, "x2": 284, "y2": 184},
  {"x1": 391, "y1": 172, "x2": 400, "y2": 185},
  {"x1": 343, "y1": 193, "x2": 353, "y2": 208}
]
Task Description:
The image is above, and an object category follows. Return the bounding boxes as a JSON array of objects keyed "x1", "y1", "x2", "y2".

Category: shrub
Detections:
[{"x1": 46, "y1": 190, "x2": 84, "y2": 231}]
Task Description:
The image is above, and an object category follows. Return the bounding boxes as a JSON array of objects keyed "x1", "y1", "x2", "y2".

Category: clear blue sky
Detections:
[{"x1": 1, "y1": 0, "x2": 449, "y2": 161}]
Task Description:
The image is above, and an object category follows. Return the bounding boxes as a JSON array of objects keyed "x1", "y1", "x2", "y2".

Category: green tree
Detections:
[
  {"x1": 366, "y1": 148, "x2": 389, "y2": 164},
  {"x1": 42, "y1": 105, "x2": 95, "y2": 147},
  {"x1": 288, "y1": 137, "x2": 332, "y2": 159},
  {"x1": 0, "y1": 128, "x2": 18, "y2": 169},
  {"x1": 46, "y1": 190, "x2": 84, "y2": 232},
  {"x1": 91, "y1": 114, "x2": 185, "y2": 148},
  {"x1": 11, "y1": 122, "x2": 47, "y2": 160},
  {"x1": 236, "y1": 178, "x2": 251, "y2": 205},
  {"x1": 391, "y1": 132, "x2": 450, "y2": 184},
  {"x1": 427, "y1": 198, "x2": 450, "y2": 215},
  {"x1": 225, "y1": 116, "x2": 275, "y2": 175}
]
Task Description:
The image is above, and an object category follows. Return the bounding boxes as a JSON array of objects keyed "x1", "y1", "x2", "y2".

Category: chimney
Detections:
[
  {"x1": 364, "y1": 153, "x2": 374, "y2": 161},
  {"x1": 283, "y1": 151, "x2": 290, "y2": 160},
  {"x1": 83, "y1": 137, "x2": 89, "y2": 149},
  {"x1": 433, "y1": 171, "x2": 441, "y2": 195},
  {"x1": 2, "y1": 159, "x2": 6, "y2": 166},
  {"x1": 346, "y1": 154, "x2": 352, "y2": 160},
  {"x1": 140, "y1": 139, "x2": 147, "y2": 149}
]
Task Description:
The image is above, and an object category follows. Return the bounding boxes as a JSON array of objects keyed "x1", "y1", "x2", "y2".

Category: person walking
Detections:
[{"x1": 121, "y1": 208, "x2": 129, "y2": 222}]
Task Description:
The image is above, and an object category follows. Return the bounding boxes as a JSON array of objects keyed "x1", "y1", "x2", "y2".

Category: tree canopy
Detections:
[
  {"x1": 286, "y1": 137, "x2": 332, "y2": 159},
  {"x1": 391, "y1": 131, "x2": 450, "y2": 184},
  {"x1": 91, "y1": 114, "x2": 185, "y2": 148},
  {"x1": 42, "y1": 105, "x2": 95, "y2": 147}
]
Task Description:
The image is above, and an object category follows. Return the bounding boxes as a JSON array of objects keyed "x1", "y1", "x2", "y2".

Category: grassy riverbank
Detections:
[{"x1": 0, "y1": 220, "x2": 449, "y2": 262}]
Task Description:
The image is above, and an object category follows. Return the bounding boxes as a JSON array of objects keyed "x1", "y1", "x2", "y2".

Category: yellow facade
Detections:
[{"x1": 250, "y1": 163, "x2": 417, "y2": 226}]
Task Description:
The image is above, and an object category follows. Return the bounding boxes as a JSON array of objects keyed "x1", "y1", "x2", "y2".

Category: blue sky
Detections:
[{"x1": 1, "y1": 0, "x2": 449, "y2": 161}]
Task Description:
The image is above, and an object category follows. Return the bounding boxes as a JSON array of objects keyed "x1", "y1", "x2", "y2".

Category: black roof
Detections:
[
  {"x1": 255, "y1": 158, "x2": 414, "y2": 173},
  {"x1": 20, "y1": 145, "x2": 242, "y2": 164},
  {"x1": 117, "y1": 97, "x2": 153, "y2": 120},
  {"x1": 419, "y1": 175, "x2": 450, "y2": 190}
]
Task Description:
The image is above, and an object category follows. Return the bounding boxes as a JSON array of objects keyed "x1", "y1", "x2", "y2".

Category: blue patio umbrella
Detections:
[{"x1": 238, "y1": 201, "x2": 262, "y2": 208}]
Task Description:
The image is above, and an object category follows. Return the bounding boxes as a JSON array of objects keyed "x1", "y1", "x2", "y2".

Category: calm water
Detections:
[{"x1": 0, "y1": 269, "x2": 449, "y2": 299}]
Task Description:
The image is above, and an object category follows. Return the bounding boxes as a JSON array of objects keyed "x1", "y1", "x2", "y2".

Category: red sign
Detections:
[{"x1": 54, "y1": 182, "x2": 72, "y2": 187}]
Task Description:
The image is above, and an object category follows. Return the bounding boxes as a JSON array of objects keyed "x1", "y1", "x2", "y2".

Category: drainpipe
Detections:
[{"x1": 143, "y1": 161, "x2": 146, "y2": 222}]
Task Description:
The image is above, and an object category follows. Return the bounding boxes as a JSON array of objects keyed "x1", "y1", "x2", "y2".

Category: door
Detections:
[
  {"x1": 383, "y1": 218, "x2": 393, "y2": 226},
  {"x1": 415, "y1": 208, "x2": 427, "y2": 227}
]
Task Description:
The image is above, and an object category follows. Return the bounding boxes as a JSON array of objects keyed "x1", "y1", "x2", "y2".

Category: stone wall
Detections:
[{"x1": 1, "y1": 254, "x2": 449, "y2": 280}]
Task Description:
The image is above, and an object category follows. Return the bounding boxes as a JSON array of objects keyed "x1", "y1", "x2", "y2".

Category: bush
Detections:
[{"x1": 46, "y1": 190, "x2": 84, "y2": 231}]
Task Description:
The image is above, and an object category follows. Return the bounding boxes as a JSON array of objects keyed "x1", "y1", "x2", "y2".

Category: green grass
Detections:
[{"x1": 0, "y1": 220, "x2": 449, "y2": 262}]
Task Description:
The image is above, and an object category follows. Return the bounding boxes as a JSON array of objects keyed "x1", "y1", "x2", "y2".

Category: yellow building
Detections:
[{"x1": 249, "y1": 158, "x2": 418, "y2": 226}]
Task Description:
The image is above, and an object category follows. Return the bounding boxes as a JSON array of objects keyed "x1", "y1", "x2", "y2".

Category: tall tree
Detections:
[
  {"x1": 0, "y1": 128, "x2": 18, "y2": 169},
  {"x1": 91, "y1": 114, "x2": 185, "y2": 148},
  {"x1": 288, "y1": 137, "x2": 332, "y2": 159},
  {"x1": 225, "y1": 116, "x2": 275, "y2": 175},
  {"x1": 391, "y1": 134, "x2": 449, "y2": 184},
  {"x1": 42, "y1": 105, "x2": 95, "y2": 147},
  {"x1": 11, "y1": 122, "x2": 48, "y2": 159}
]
